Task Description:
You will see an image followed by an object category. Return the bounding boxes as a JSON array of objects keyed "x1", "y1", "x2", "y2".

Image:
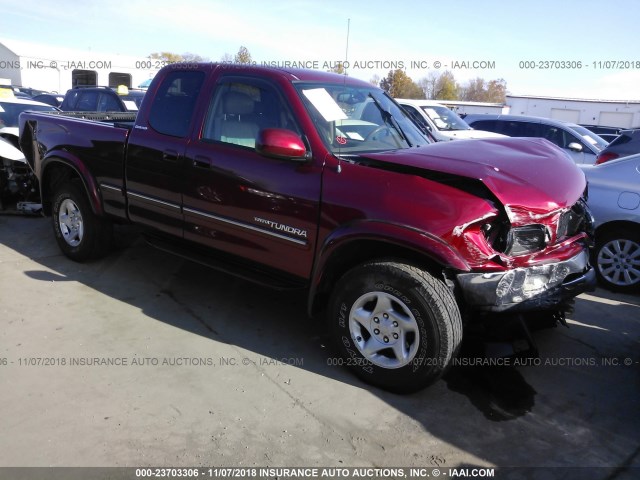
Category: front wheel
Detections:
[
  {"x1": 52, "y1": 180, "x2": 113, "y2": 262},
  {"x1": 594, "y1": 228, "x2": 640, "y2": 293},
  {"x1": 329, "y1": 261, "x2": 463, "y2": 393}
]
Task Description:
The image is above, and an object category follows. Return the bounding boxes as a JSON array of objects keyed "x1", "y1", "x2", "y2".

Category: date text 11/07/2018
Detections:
[
  {"x1": 135, "y1": 467, "x2": 497, "y2": 478},
  {"x1": 519, "y1": 60, "x2": 640, "y2": 69}
]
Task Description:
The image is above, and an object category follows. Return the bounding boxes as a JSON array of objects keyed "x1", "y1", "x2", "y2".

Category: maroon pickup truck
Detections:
[{"x1": 19, "y1": 63, "x2": 595, "y2": 392}]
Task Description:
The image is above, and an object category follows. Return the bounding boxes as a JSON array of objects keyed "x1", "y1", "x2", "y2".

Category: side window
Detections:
[
  {"x1": 402, "y1": 105, "x2": 430, "y2": 133},
  {"x1": 64, "y1": 91, "x2": 80, "y2": 110},
  {"x1": 518, "y1": 122, "x2": 543, "y2": 137},
  {"x1": 98, "y1": 93, "x2": 122, "y2": 112},
  {"x1": 500, "y1": 121, "x2": 523, "y2": 136},
  {"x1": 76, "y1": 91, "x2": 99, "y2": 111},
  {"x1": 541, "y1": 125, "x2": 569, "y2": 148},
  {"x1": 148, "y1": 70, "x2": 206, "y2": 138},
  {"x1": 469, "y1": 120, "x2": 498, "y2": 133},
  {"x1": 202, "y1": 80, "x2": 300, "y2": 149}
]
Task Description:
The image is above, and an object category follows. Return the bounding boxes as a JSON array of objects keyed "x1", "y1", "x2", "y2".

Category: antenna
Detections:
[
  {"x1": 337, "y1": 18, "x2": 351, "y2": 174},
  {"x1": 344, "y1": 18, "x2": 350, "y2": 76}
]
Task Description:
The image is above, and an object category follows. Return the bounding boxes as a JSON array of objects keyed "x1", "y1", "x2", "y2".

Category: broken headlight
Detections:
[{"x1": 505, "y1": 225, "x2": 549, "y2": 256}]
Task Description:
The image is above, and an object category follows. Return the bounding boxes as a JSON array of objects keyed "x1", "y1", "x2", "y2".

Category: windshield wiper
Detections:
[{"x1": 367, "y1": 93, "x2": 412, "y2": 147}]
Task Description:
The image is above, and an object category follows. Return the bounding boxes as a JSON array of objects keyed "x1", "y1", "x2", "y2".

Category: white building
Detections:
[
  {"x1": 506, "y1": 94, "x2": 640, "y2": 128},
  {"x1": 0, "y1": 38, "x2": 159, "y2": 93}
]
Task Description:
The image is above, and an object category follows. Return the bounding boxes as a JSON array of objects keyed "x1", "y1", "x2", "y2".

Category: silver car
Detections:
[
  {"x1": 580, "y1": 155, "x2": 640, "y2": 292},
  {"x1": 465, "y1": 114, "x2": 609, "y2": 164}
]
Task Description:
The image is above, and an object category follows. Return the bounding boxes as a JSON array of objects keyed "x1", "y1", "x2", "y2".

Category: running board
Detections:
[{"x1": 143, "y1": 232, "x2": 307, "y2": 291}]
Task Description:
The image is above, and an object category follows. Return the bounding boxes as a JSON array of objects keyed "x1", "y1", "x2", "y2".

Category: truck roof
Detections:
[{"x1": 170, "y1": 62, "x2": 372, "y2": 87}]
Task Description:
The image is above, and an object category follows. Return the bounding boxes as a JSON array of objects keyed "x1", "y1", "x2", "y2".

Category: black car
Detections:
[
  {"x1": 596, "y1": 129, "x2": 640, "y2": 164},
  {"x1": 31, "y1": 93, "x2": 65, "y2": 107},
  {"x1": 60, "y1": 86, "x2": 145, "y2": 112}
]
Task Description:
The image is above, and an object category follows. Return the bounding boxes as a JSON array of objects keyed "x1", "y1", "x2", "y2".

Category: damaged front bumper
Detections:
[{"x1": 456, "y1": 249, "x2": 595, "y2": 312}]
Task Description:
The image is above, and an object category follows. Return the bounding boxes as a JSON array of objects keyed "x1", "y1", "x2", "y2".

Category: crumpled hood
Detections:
[{"x1": 362, "y1": 137, "x2": 586, "y2": 218}]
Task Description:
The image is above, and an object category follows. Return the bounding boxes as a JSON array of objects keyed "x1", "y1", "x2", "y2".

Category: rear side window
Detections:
[
  {"x1": 609, "y1": 133, "x2": 633, "y2": 147},
  {"x1": 469, "y1": 120, "x2": 498, "y2": 132},
  {"x1": 148, "y1": 70, "x2": 205, "y2": 137}
]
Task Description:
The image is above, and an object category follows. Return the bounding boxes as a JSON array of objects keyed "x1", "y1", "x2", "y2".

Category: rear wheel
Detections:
[
  {"x1": 329, "y1": 261, "x2": 462, "y2": 393},
  {"x1": 594, "y1": 228, "x2": 640, "y2": 293},
  {"x1": 52, "y1": 180, "x2": 112, "y2": 262}
]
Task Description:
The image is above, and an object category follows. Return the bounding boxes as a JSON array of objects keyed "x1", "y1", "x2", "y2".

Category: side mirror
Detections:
[
  {"x1": 568, "y1": 142, "x2": 583, "y2": 152},
  {"x1": 256, "y1": 128, "x2": 308, "y2": 161}
]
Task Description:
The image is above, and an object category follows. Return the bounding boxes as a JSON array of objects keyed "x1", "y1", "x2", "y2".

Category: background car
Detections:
[
  {"x1": 396, "y1": 99, "x2": 505, "y2": 141},
  {"x1": 581, "y1": 124, "x2": 626, "y2": 143},
  {"x1": 31, "y1": 93, "x2": 65, "y2": 107},
  {"x1": 0, "y1": 96, "x2": 58, "y2": 146},
  {"x1": 580, "y1": 155, "x2": 640, "y2": 292},
  {"x1": 465, "y1": 114, "x2": 608, "y2": 164},
  {"x1": 595, "y1": 129, "x2": 640, "y2": 164},
  {"x1": 60, "y1": 86, "x2": 145, "y2": 112},
  {"x1": 0, "y1": 96, "x2": 56, "y2": 213}
]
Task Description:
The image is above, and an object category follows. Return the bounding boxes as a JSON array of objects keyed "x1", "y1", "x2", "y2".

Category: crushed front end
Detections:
[{"x1": 453, "y1": 196, "x2": 595, "y2": 313}]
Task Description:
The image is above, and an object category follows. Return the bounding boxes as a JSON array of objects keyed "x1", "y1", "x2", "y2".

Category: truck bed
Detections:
[
  {"x1": 25, "y1": 110, "x2": 137, "y2": 128},
  {"x1": 19, "y1": 109, "x2": 134, "y2": 219}
]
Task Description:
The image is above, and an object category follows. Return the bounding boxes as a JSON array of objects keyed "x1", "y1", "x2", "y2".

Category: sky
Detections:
[{"x1": 1, "y1": 0, "x2": 639, "y2": 100}]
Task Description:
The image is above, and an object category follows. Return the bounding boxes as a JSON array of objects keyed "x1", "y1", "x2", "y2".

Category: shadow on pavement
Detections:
[{"x1": 2, "y1": 215, "x2": 639, "y2": 471}]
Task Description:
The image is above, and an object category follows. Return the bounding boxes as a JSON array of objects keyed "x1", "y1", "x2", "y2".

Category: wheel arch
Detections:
[
  {"x1": 40, "y1": 154, "x2": 103, "y2": 217},
  {"x1": 307, "y1": 222, "x2": 470, "y2": 316},
  {"x1": 594, "y1": 220, "x2": 640, "y2": 239}
]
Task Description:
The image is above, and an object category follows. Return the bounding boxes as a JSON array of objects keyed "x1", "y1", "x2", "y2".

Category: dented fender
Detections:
[{"x1": 307, "y1": 219, "x2": 473, "y2": 314}]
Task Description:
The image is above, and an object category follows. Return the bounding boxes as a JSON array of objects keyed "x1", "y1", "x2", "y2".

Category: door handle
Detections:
[
  {"x1": 162, "y1": 149, "x2": 179, "y2": 162},
  {"x1": 192, "y1": 155, "x2": 211, "y2": 169}
]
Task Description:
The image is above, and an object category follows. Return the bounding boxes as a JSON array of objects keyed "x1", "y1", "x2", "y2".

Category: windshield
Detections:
[
  {"x1": 570, "y1": 125, "x2": 608, "y2": 152},
  {"x1": 0, "y1": 102, "x2": 57, "y2": 128},
  {"x1": 420, "y1": 105, "x2": 471, "y2": 131},
  {"x1": 295, "y1": 83, "x2": 429, "y2": 154}
]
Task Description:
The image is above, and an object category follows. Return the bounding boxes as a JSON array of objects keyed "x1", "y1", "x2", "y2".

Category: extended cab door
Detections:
[
  {"x1": 182, "y1": 75, "x2": 322, "y2": 280},
  {"x1": 125, "y1": 70, "x2": 206, "y2": 236}
]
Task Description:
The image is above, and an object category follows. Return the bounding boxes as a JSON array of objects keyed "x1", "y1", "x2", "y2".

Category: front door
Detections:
[{"x1": 182, "y1": 76, "x2": 322, "y2": 279}]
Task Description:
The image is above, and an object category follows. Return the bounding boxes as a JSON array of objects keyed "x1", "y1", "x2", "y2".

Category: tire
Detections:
[
  {"x1": 328, "y1": 261, "x2": 463, "y2": 393},
  {"x1": 51, "y1": 180, "x2": 113, "y2": 262},
  {"x1": 594, "y1": 228, "x2": 640, "y2": 293}
]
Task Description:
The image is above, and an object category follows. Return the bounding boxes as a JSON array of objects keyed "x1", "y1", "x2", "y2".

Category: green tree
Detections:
[
  {"x1": 379, "y1": 69, "x2": 425, "y2": 99},
  {"x1": 182, "y1": 52, "x2": 208, "y2": 62},
  {"x1": 148, "y1": 52, "x2": 208, "y2": 63},
  {"x1": 417, "y1": 72, "x2": 439, "y2": 99},
  {"x1": 433, "y1": 71, "x2": 458, "y2": 100},
  {"x1": 327, "y1": 61, "x2": 346, "y2": 74},
  {"x1": 234, "y1": 46, "x2": 252, "y2": 64},
  {"x1": 148, "y1": 52, "x2": 184, "y2": 63},
  {"x1": 485, "y1": 78, "x2": 507, "y2": 103},
  {"x1": 460, "y1": 77, "x2": 486, "y2": 101},
  {"x1": 459, "y1": 77, "x2": 507, "y2": 103}
]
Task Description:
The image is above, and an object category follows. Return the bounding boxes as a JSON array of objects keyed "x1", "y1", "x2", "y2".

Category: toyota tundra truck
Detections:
[{"x1": 19, "y1": 63, "x2": 595, "y2": 392}]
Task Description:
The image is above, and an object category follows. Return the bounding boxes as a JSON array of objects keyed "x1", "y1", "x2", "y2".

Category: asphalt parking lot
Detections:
[{"x1": 1, "y1": 214, "x2": 639, "y2": 478}]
